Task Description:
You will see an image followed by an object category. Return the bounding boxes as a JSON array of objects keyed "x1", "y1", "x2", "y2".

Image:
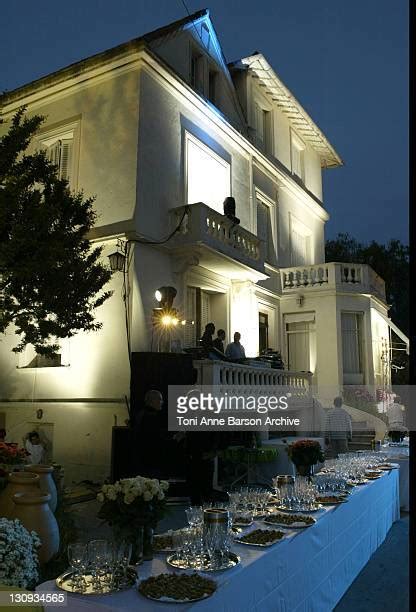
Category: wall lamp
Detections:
[{"x1": 155, "y1": 286, "x2": 177, "y2": 309}]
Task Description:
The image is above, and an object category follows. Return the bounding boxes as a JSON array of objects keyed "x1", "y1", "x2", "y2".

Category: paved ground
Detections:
[{"x1": 67, "y1": 499, "x2": 409, "y2": 611}]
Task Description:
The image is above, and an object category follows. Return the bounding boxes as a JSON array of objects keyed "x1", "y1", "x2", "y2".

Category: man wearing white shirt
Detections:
[
  {"x1": 24, "y1": 431, "x2": 45, "y2": 464},
  {"x1": 225, "y1": 332, "x2": 246, "y2": 360}
]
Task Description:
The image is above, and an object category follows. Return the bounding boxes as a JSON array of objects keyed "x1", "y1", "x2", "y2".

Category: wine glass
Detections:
[
  {"x1": 88, "y1": 539, "x2": 109, "y2": 590},
  {"x1": 67, "y1": 542, "x2": 87, "y2": 591}
]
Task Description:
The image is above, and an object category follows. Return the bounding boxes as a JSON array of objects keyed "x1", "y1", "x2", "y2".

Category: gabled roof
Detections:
[
  {"x1": 0, "y1": 9, "x2": 211, "y2": 105},
  {"x1": 234, "y1": 53, "x2": 343, "y2": 169}
]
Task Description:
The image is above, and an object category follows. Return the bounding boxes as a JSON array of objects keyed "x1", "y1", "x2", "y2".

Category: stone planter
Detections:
[
  {"x1": 13, "y1": 492, "x2": 60, "y2": 565},
  {"x1": 0, "y1": 471, "x2": 40, "y2": 519},
  {"x1": 25, "y1": 465, "x2": 57, "y2": 512}
]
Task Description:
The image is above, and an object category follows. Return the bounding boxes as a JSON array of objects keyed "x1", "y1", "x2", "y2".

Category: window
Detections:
[
  {"x1": 185, "y1": 133, "x2": 230, "y2": 214},
  {"x1": 286, "y1": 321, "x2": 311, "y2": 372},
  {"x1": 259, "y1": 312, "x2": 269, "y2": 353},
  {"x1": 184, "y1": 286, "x2": 211, "y2": 348},
  {"x1": 291, "y1": 132, "x2": 305, "y2": 181},
  {"x1": 257, "y1": 199, "x2": 276, "y2": 265},
  {"x1": 38, "y1": 121, "x2": 79, "y2": 188},
  {"x1": 254, "y1": 103, "x2": 272, "y2": 153},
  {"x1": 190, "y1": 51, "x2": 204, "y2": 93},
  {"x1": 342, "y1": 313, "x2": 364, "y2": 384},
  {"x1": 208, "y1": 70, "x2": 217, "y2": 104},
  {"x1": 290, "y1": 216, "x2": 311, "y2": 266}
]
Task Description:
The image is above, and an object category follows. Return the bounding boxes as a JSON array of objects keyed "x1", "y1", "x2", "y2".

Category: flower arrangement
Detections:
[
  {"x1": 0, "y1": 518, "x2": 40, "y2": 589},
  {"x1": 0, "y1": 442, "x2": 29, "y2": 466},
  {"x1": 97, "y1": 476, "x2": 169, "y2": 532},
  {"x1": 287, "y1": 439, "x2": 325, "y2": 466}
]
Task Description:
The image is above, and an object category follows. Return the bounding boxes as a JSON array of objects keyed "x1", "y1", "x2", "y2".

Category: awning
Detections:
[{"x1": 378, "y1": 312, "x2": 409, "y2": 355}]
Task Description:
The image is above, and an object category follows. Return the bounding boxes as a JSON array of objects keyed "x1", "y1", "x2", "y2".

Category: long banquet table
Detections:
[{"x1": 37, "y1": 469, "x2": 399, "y2": 612}]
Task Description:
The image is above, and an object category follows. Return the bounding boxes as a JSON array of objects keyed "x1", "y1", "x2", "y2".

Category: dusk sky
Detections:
[{"x1": 1, "y1": 0, "x2": 408, "y2": 245}]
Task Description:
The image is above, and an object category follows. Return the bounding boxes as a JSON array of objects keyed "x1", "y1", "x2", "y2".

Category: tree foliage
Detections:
[
  {"x1": 325, "y1": 233, "x2": 409, "y2": 336},
  {"x1": 0, "y1": 109, "x2": 112, "y2": 357}
]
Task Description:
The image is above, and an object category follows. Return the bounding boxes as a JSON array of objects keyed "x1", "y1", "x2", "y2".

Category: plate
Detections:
[
  {"x1": 235, "y1": 528, "x2": 285, "y2": 547},
  {"x1": 56, "y1": 567, "x2": 137, "y2": 595},
  {"x1": 315, "y1": 496, "x2": 348, "y2": 505},
  {"x1": 275, "y1": 504, "x2": 323, "y2": 513},
  {"x1": 347, "y1": 480, "x2": 368, "y2": 486},
  {"x1": 232, "y1": 520, "x2": 254, "y2": 528},
  {"x1": 138, "y1": 572, "x2": 216, "y2": 604},
  {"x1": 263, "y1": 514, "x2": 316, "y2": 529},
  {"x1": 154, "y1": 533, "x2": 175, "y2": 553},
  {"x1": 167, "y1": 551, "x2": 240, "y2": 572}
]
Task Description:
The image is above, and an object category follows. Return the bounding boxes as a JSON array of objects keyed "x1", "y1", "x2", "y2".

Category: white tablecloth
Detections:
[
  {"x1": 37, "y1": 470, "x2": 399, "y2": 612},
  {"x1": 381, "y1": 445, "x2": 409, "y2": 511}
]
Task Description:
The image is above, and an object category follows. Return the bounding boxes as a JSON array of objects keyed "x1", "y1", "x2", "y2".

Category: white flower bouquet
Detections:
[
  {"x1": 97, "y1": 476, "x2": 169, "y2": 532},
  {"x1": 0, "y1": 518, "x2": 40, "y2": 589}
]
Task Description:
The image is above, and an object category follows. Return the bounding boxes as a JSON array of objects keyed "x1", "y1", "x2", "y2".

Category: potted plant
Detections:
[
  {"x1": 287, "y1": 439, "x2": 325, "y2": 477},
  {"x1": 0, "y1": 518, "x2": 40, "y2": 589},
  {"x1": 97, "y1": 476, "x2": 169, "y2": 562}
]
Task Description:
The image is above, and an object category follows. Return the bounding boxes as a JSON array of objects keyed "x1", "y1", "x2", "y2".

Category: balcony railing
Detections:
[
  {"x1": 193, "y1": 359, "x2": 312, "y2": 394},
  {"x1": 280, "y1": 262, "x2": 386, "y2": 301},
  {"x1": 169, "y1": 203, "x2": 265, "y2": 276}
]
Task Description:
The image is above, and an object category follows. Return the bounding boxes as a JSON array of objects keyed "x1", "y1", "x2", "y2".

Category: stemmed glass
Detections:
[
  {"x1": 113, "y1": 541, "x2": 132, "y2": 587},
  {"x1": 88, "y1": 539, "x2": 110, "y2": 590},
  {"x1": 67, "y1": 542, "x2": 88, "y2": 591}
]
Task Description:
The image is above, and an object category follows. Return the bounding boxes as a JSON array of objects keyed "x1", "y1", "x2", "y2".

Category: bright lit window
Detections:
[
  {"x1": 186, "y1": 133, "x2": 230, "y2": 214},
  {"x1": 291, "y1": 131, "x2": 305, "y2": 181}
]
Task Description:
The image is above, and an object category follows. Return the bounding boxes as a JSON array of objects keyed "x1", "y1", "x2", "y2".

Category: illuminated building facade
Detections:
[{"x1": 0, "y1": 10, "x2": 406, "y2": 481}]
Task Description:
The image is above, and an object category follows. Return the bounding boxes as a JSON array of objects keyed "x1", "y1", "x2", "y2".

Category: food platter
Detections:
[
  {"x1": 275, "y1": 504, "x2": 323, "y2": 513},
  {"x1": 263, "y1": 513, "x2": 316, "y2": 529},
  {"x1": 138, "y1": 572, "x2": 217, "y2": 604},
  {"x1": 56, "y1": 567, "x2": 137, "y2": 595},
  {"x1": 153, "y1": 533, "x2": 175, "y2": 553},
  {"x1": 232, "y1": 517, "x2": 254, "y2": 528},
  {"x1": 166, "y1": 551, "x2": 240, "y2": 572},
  {"x1": 315, "y1": 495, "x2": 348, "y2": 505},
  {"x1": 234, "y1": 528, "x2": 285, "y2": 547}
]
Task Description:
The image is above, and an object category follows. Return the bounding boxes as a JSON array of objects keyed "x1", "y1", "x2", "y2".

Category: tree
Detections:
[
  {"x1": 0, "y1": 109, "x2": 112, "y2": 357},
  {"x1": 326, "y1": 233, "x2": 409, "y2": 336}
]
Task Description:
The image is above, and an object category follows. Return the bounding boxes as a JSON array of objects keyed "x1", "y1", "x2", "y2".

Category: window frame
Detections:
[
  {"x1": 290, "y1": 129, "x2": 306, "y2": 182},
  {"x1": 37, "y1": 119, "x2": 80, "y2": 190},
  {"x1": 184, "y1": 131, "x2": 231, "y2": 214},
  {"x1": 255, "y1": 189, "x2": 277, "y2": 266}
]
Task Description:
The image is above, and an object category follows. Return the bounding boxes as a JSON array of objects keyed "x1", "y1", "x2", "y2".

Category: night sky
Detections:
[{"x1": 1, "y1": 1, "x2": 408, "y2": 245}]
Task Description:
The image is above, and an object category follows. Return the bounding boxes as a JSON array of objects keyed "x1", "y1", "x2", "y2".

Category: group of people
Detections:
[{"x1": 200, "y1": 323, "x2": 246, "y2": 360}]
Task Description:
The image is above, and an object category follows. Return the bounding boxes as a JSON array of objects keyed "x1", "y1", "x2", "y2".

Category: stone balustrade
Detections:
[{"x1": 280, "y1": 262, "x2": 386, "y2": 301}]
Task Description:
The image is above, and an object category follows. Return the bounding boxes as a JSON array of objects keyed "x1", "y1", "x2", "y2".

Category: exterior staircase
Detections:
[{"x1": 349, "y1": 421, "x2": 376, "y2": 451}]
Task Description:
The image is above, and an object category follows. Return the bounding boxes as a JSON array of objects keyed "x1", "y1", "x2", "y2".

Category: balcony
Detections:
[
  {"x1": 168, "y1": 203, "x2": 267, "y2": 281},
  {"x1": 280, "y1": 262, "x2": 386, "y2": 302},
  {"x1": 193, "y1": 359, "x2": 312, "y2": 394}
]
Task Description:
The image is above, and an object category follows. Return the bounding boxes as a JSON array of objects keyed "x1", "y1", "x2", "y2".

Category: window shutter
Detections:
[
  {"x1": 46, "y1": 141, "x2": 61, "y2": 168},
  {"x1": 45, "y1": 139, "x2": 73, "y2": 183},
  {"x1": 255, "y1": 103, "x2": 264, "y2": 147},
  {"x1": 184, "y1": 287, "x2": 197, "y2": 348},
  {"x1": 200, "y1": 291, "x2": 211, "y2": 330},
  {"x1": 59, "y1": 139, "x2": 73, "y2": 183}
]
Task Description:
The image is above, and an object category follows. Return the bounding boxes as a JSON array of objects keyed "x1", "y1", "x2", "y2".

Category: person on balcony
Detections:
[
  {"x1": 225, "y1": 332, "x2": 246, "y2": 360},
  {"x1": 200, "y1": 323, "x2": 215, "y2": 351},
  {"x1": 213, "y1": 329, "x2": 226, "y2": 354},
  {"x1": 324, "y1": 396, "x2": 352, "y2": 458}
]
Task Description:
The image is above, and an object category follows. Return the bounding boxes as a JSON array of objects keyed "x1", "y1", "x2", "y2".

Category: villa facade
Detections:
[{"x1": 0, "y1": 9, "x2": 402, "y2": 482}]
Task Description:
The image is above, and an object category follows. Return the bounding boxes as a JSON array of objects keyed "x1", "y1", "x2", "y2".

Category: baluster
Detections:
[{"x1": 346, "y1": 266, "x2": 353, "y2": 283}]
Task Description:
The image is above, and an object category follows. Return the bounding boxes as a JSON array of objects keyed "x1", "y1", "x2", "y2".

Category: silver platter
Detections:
[
  {"x1": 263, "y1": 516, "x2": 316, "y2": 529},
  {"x1": 56, "y1": 567, "x2": 137, "y2": 595},
  {"x1": 275, "y1": 504, "x2": 323, "y2": 513},
  {"x1": 166, "y1": 551, "x2": 240, "y2": 572}
]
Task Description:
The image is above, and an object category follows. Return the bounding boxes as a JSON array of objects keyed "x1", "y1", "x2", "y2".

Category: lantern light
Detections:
[{"x1": 108, "y1": 250, "x2": 126, "y2": 272}]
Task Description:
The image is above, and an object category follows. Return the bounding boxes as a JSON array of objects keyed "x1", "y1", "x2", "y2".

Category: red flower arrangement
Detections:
[
  {"x1": 0, "y1": 442, "x2": 29, "y2": 466},
  {"x1": 286, "y1": 439, "x2": 325, "y2": 466}
]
